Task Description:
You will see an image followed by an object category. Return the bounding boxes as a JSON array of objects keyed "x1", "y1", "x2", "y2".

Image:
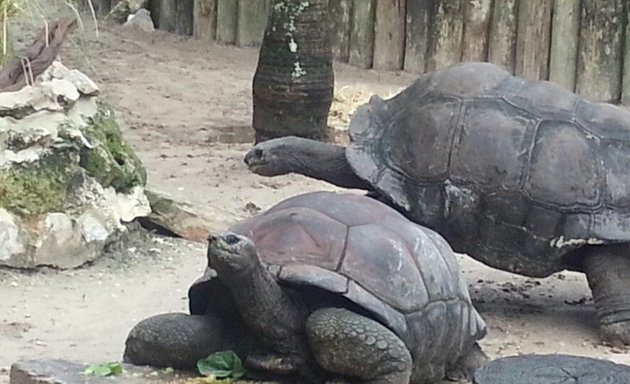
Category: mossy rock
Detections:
[
  {"x1": 79, "y1": 106, "x2": 147, "y2": 192},
  {"x1": 0, "y1": 105, "x2": 146, "y2": 218},
  {"x1": 0, "y1": 150, "x2": 79, "y2": 216}
]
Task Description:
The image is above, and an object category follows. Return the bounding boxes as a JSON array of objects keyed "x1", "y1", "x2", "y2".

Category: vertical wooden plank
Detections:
[
  {"x1": 426, "y1": 0, "x2": 464, "y2": 71},
  {"x1": 329, "y1": 0, "x2": 353, "y2": 62},
  {"x1": 349, "y1": 0, "x2": 376, "y2": 69},
  {"x1": 193, "y1": 0, "x2": 217, "y2": 40},
  {"x1": 216, "y1": 0, "x2": 238, "y2": 44},
  {"x1": 576, "y1": 0, "x2": 624, "y2": 102},
  {"x1": 373, "y1": 0, "x2": 406, "y2": 70},
  {"x1": 154, "y1": 0, "x2": 177, "y2": 32},
  {"x1": 461, "y1": 0, "x2": 492, "y2": 62},
  {"x1": 236, "y1": 0, "x2": 271, "y2": 46},
  {"x1": 176, "y1": 0, "x2": 195, "y2": 35},
  {"x1": 514, "y1": 0, "x2": 551, "y2": 80},
  {"x1": 548, "y1": 0, "x2": 580, "y2": 91},
  {"x1": 622, "y1": 2, "x2": 630, "y2": 104},
  {"x1": 487, "y1": 0, "x2": 517, "y2": 73},
  {"x1": 404, "y1": 0, "x2": 431, "y2": 73}
]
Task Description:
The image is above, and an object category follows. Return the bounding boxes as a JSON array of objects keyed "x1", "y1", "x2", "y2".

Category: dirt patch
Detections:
[{"x1": 1, "y1": 3, "x2": 629, "y2": 383}]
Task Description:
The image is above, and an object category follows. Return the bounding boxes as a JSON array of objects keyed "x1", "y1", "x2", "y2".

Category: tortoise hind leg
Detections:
[
  {"x1": 124, "y1": 313, "x2": 238, "y2": 369},
  {"x1": 583, "y1": 245, "x2": 630, "y2": 346},
  {"x1": 306, "y1": 307, "x2": 413, "y2": 384}
]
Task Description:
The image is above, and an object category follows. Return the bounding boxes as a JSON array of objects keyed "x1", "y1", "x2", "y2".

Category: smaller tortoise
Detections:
[
  {"x1": 124, "y1": 191, "x2": 487, "y2": 384},
  {"x1": 244, "y1": 61, "x2": 630, "y2": 346},
  {"x1": 473, "y1": 354, "x2": 630, "y2": 384}
]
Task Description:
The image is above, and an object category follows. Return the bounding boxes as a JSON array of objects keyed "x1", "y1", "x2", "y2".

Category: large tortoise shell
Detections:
[
  {"x1": 190, "y1": 191, "x2": 485, "y2": 368},
  {"x1": 347, "y1": 62, "x2": 630, "y2": 277}
]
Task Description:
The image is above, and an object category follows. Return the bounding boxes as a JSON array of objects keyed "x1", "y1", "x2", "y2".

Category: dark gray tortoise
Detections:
[
  {"x1": 124, "y1": 191, "x2": 487, "y2": 384},
  {"x1": 473, "y1": 354, "x2": 630, "y2": 384},
  {"x1": 244, "y1": 61, "x2": 630, "y2": 346}
]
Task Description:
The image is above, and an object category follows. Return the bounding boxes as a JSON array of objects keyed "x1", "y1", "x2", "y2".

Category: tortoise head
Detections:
[
  {"x1": 244, "y1": 137, "x2": 304, "y2": 176},
  {"x1": 207, "y1": 232, "x2": 259, "y2": 275}
]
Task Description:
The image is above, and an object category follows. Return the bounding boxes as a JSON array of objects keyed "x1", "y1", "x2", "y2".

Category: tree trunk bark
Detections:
[{"x1": 252, "y1": 0, "x2": 334, "y2": 143}]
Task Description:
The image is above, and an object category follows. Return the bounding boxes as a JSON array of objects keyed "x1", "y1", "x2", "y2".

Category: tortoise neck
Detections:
[
  {"x1": 224, "y1": 261, "x2": 306, "y2": 355},
  {"x1": 287, "y1": 140, "x2": 372, "y2": 190}
]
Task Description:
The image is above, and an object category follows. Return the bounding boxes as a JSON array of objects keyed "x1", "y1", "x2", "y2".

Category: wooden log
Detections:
[
  {"x1": 175, "y1": 0, "x2": 195, "y2": 35},
  {"x1": 487, "y1": 0, "x2": 517, "y2": 73},
  {"x1": 514, "y1": 0, "x2": 551, "y2": 80},
  {"x1": 576, "y1": 0, "x2": 624, "y2": 103},
  {"x1": 153, "y1": 0, "x2": 177, "y2": 32},
  {"x1": 193, "y1": 0, "x2": 217, "y2": 40},
  {"x1": 329, "y1": 0, "x2": 352, "y2": 62},
  {"x1": 216, "y1": 0, "x2": 238, "y2": 44},
  {"x1": 403, "y1": 0, "x2": 431, "y2": 73},
  {"x1": 461, "y1": 0, "x2": 492, "y2": 62},
  {"x1": 373, "y1": 0, "x2": 406, "y2": 70},
  {"x1": 236, "y1": 0, "x2": 271, "y2": 46},
  {"x1": 426, "y1": 0, "x2": 464, "y2": 71},
  {"x1": 348, "y1": 0, "x2": 375, "y2": 69},
  {"x1": 548, "y1": 0, "x2": 580, "y2": 91}
]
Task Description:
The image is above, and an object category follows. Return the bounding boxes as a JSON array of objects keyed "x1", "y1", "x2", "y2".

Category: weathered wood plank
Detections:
[
  {"x1": 514, "y1": 0, "x2": 551, "y2": 80},
  {"x1": 373, "y1": 0, "x2": 406, "y2": 70},
  {"x1": 216, "y1": 0, "x2": 238, "y2": 44},
  {"x1": 193, "y1": 0, "x2": 217, "y2": 40},
  {"x1": 329, "y1": 0, "x2": 353, "y2": 62},
  {"x1": 548, "y1": 0, "x2": 580, "y2": 91},
  {"x1": 153, "y1": 0, "x2": 177, "y2": 32},
  {"x1": 461, "y1": 0, "x2": 492, "y2": 62},
  {"x1": 236, "y1": 0, "x2": 271, "y2": 46},
  {"x1": 487, "y1": 0, "x2": 517, "y2": 73},
  {"x1": 175, "y1": 0, "x2": 195, "y2": 35},
  {"x1": 349, "y1": 0, "x2": 376, "y2": 69},
  {"x1": 404, "y1": 0, "x2": 431, "y2": 73},
  {"x1": 622, "y1": 2, "x2": 630, "y2": 104},
  {"x1": 426, "y1": 0, "x2": 464, "y2": 71},
  {"x1": 576, "y1": 0, "x2": 624, "y2": 102}
]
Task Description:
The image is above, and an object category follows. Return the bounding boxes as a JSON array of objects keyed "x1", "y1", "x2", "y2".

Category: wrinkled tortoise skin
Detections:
[
  {"x1": 348, "y1": 62, "x2": 630, "y2": 277},
  {"x1": 189, "y1": 191, "x2": 486, "y2": 379}
]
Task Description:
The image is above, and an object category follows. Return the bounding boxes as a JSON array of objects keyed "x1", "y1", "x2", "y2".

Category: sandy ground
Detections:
[{"x1": 1, "y1": 4, "x2": 630, "y2": 383}]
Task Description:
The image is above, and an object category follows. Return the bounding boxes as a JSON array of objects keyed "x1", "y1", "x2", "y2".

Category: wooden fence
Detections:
[{"x1": 136, "y1": 1, "x2": 630, "y2": 104}]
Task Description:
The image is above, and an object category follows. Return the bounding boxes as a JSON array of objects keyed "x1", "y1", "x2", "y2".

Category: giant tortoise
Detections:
[
  {"x1": 124, "y1": 191, "x2": 487, "y2": 384},
  {"x1": 244, "y1": 61, "x2": 630, "y2": 346}
]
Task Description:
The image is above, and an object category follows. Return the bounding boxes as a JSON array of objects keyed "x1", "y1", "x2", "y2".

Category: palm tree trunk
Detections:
[{"x1": 252, "y1": 0, "x2": 334, "y2": 143}]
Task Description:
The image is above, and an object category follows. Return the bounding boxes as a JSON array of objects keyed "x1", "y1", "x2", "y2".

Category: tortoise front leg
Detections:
[
  {"x1": 583, "y1": 244, "x2": 630, "y2": 346},
  {"x1": 306, "y1": 307, "x2": 413, "y2": 384}
]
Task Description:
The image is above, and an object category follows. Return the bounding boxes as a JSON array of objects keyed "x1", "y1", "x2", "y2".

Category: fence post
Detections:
[
  {"x1": 426, "y1": 0, "x2": 464, "y2": 71},
  {"x1": 548, "y1": 0, "x2": 580, "y2": 91},
  {"x1": 461, "y1": 0, "x2": 492, "y2": 62},
  {"x1": 193, "y1": 0, "x2": 217, "y2": 40},
  {"x1": 404, "y1": 0, "x2": 431, "y2": 73},
  {"x1": 514, "y1": 0, "x2": 552, "y2": 80},
  {"x1": 330, "y1": 0, "x2": 353, "y2": 62},
  {"x1": 373, "y1": 0, "x2": 406, "y2": 70},
  {"x1": 348, "y1": 0, "x2": 376, "y2": 68},
  {"x1": 487, "y1": 0, "x2": 517, "y2": 73},
  {"x1": 236, "y1": 0, "x2": 271, "y2": 46},
  {"x1": 176, "y1": 0, "x2": 194, "y2": 35},
  {"x1": 576, "y1": 0, "x2": 624, "y2": 103},
  {"x1": 216, "y1": 0, "x2": 238, "y2": 44}
]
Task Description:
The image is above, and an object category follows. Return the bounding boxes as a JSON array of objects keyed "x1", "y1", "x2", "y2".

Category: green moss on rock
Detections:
[
  {"x1": 0, "y1": 151, "x2": 79, "y2": 216},
  {"x1": 80, "y1": 107, "x2": 147, "y2": 192}
]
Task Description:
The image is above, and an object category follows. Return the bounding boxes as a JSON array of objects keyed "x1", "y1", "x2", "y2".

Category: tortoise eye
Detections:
[{"x1": 225, "y1": 234, "x2": 240, "y2": 245}]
